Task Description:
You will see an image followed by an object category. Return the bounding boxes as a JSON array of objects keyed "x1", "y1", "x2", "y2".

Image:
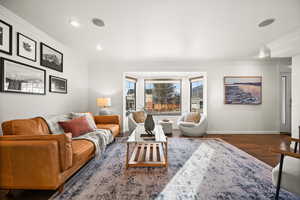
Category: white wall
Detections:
[
  {"x1": 88, "y1": 58, "x2": 290, "y2": 134},
  {"x1": 0, "y1": 6, "x2": 89, "y2": 134},
  {"x1": 268, "y1": 28, "x2": 300, "y2": 139},
  {"x1": 292, "y1": 54, "x2": 300, "y2": 139}
]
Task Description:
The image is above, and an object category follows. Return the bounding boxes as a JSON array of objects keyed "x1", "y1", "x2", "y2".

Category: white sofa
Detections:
[{"x1": 177, "y1": 112, "x2": 207, "y2": 137}]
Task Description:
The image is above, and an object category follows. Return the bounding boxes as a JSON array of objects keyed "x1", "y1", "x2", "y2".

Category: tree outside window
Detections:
[
  {"x1": 145, "y1": 79, "x2": 181, "y2": 115},
  {"x1": 125, "y1": 77, "x2": 136, "y2": 112}
]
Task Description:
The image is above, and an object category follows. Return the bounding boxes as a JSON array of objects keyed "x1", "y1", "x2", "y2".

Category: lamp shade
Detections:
[{"x1": 97, "y1": 98, "x2": 111, "y2": 107}]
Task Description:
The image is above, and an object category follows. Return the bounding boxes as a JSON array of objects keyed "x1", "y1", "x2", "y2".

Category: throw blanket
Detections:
[
  {"x1": 73, "y1": 129, "x2": 113, "y2": 160},
  {"x1": 43, "y1": 114, "x2": 114, "y2": 160}
]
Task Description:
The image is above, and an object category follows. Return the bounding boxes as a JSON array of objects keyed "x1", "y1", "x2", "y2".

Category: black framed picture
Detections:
[
  {"x1": 0, "y1": 57, "x2": 46, "y2": 95},
  {"x1": 49, "y1": 75, "x2": 67, "y2": 94},
  {"x1": 0, "y1": 19, "x2": 12, "y2": 55},
  {"x1": 40, "y1": 43, "x2": 63, "y2": 72},
  {"x1": 17, "y1": 32, "x2": 37, "y2": 62}
]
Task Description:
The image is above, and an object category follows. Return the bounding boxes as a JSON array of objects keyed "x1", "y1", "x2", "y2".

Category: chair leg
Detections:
[
  {"x1": 58, "y1": 184, "x2": 64, "y2": 193},
  {"x1": 275, "y1": 154, "x2": 284, "y2": 200},
  {"x1": 5, "y1": 189, "x2": 13, "y2": 197},
  {"x1": 294, "y1": 142, "x2": 298, "y2": 153}
]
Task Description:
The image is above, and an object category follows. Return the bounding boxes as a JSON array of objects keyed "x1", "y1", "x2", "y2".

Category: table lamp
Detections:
[{"x1": 97, "y1": 97, "x2": 111, "y2": 115}]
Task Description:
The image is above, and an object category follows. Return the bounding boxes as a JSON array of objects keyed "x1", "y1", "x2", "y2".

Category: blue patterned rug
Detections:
[{"x1": 50, "y1": 138, "x2": 300, "y2": 200}]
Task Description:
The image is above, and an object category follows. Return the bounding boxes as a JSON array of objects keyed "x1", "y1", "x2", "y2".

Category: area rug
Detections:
[{"x1": 50, "y1": 137, "x2": 300, "y2": 200}]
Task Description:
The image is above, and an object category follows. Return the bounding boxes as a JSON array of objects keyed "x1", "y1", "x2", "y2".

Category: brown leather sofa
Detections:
[{"x1": 0, "y1": 114, "x2": 120, "y2": 191}]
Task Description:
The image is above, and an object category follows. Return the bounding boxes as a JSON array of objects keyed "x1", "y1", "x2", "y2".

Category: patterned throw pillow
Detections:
[
  {"x1": 43, "y1": 114, "x2": 72, "y2": 134},
  {"x1": 184, "y1": 112, "x2": 201, "y2": 123},
  {"x1": 58, "y1": 117, "x2": 93, "y2": 137},
  {"x1": 71, "y1": 112, "x2": 97, "y2": 130},
  {"x1": 132, "y1": 111, "x2": 146, "y2": 123}
]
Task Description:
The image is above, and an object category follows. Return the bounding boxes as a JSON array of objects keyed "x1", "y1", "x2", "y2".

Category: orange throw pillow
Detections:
[{"x1": 58, "y1": 117, "x2": 93, "y2": 137}]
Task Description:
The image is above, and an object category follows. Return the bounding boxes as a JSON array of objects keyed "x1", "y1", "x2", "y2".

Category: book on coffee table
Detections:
[{"x1": 140, "y1": 134, "x2": 155, "y2": 140}]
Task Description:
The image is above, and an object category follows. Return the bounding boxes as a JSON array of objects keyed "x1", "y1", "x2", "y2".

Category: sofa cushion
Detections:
[
  {"x1": 184, "y1": 112, "x2": 201, "y2": 123},
  {"x1": 59, "y1": 117, "x2": 93, "y2": 137},
  {"x1": 43, "y1": 114, "x2": 71, "y2": 135},
  {"x1": 97, "y1": 124, "x2": 119, "y2": 137},
  {"x1": 71, "y1": 112, "x2": 97, "y2": 130},
  {"x1": 132, "y1": 111, "x2": 146, "y2": 123},
  {"x1": 94, "y1": 115, "x2": 120, "y2": 125},
  {"x1": 1, "y1": 117, "x2": 50, "y2": 136},
  {"x1": 72, "y1": 139, "x2": 95, "y2": 164}
]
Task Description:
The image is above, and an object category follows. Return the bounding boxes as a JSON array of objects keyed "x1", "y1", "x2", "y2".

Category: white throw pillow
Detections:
[
  {"x1": 43, "y1": 114, "x2": 72, "y2": 134},
  {"x1": 71, "y1": 112, "x2": 97, "y2": 130}
]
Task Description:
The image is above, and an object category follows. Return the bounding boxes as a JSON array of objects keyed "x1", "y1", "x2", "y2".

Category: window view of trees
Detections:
[
  {"x1": 145, "y1": 80, "x2": 181, "y2": 115},
  {"x1": 190, "y1": 77, "x2": 203, "y2": 113},
  {"x1": 125, "y1": 77, "x2": 136, "y2": 112}
]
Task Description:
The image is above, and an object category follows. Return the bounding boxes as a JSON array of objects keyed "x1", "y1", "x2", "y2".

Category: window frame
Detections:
[
  {"x1": 144, "y1": 79, "x2": 182, "y2": 116},
  {"x1": 189, "y1": 76, "x2": 204, "y2": 113},
  {"x1": 125, "y1": 76, "x2": 137, "y2": 112}
]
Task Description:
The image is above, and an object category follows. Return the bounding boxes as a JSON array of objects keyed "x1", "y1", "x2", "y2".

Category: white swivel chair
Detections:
[
  {"x1": 128, "y1": 112, "x2": 145, "y2": 134},
  {"x1": 177, "y1": 112, "x2": 207, "y2": 137},
  {"x1": 272, "y1": 136, "x2": 300, "y2": 200}
]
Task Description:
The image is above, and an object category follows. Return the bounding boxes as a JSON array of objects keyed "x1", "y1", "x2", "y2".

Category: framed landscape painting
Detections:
[
  {"x1": 17, "y1": 32, "x2": 37, "y2": 62},
  {"x1": 40, "y1": 43, "x2": 63, "y2": 72},
  {"x1": 49, "y1": 75, "x2": 67, "y2": 94},
  {"x1": 224, "y1": 76, "x2": 262, "y2": 105},
  {"x1": 0, "y1": 58, "x2": 46, "y2": 95},
  {"x1": 0, "y1": 19, "x2": 12, "y2": 55}
]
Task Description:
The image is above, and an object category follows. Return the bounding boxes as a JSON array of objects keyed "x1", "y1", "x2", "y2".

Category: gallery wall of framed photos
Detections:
[
  {"x1": 0, "y1": 17, "x2": 67, "y2": 95},
  {"x1": 0, "y1": 5, "x2": 90, "y2": 134}
]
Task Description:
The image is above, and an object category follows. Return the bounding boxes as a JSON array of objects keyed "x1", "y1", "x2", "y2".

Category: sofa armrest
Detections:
[
  {"x1": 94, "y1": 115, "x2": 120, "y2": 125},
  {"x1": 270, "y1": 142, "x2": 300, "y2": 159},
  {"x1": 0, "y1": 133, "x2": 73, "y2": 171},
  {"x1": 0, "y1": 140, "x2": 61, "y2": 189},
  {"x1": 286, "y1": 137, "x2": 300, "y2": 143}
]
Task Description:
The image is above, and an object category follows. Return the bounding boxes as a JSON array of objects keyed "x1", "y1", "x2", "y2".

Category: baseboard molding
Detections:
[{"x1": 206, "y1": 131, "x2": 280, "y2": 134}]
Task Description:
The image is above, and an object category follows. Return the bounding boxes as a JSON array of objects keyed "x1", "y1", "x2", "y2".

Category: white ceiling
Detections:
[{"x1": 1, "y1": 0, "x2": 300, "y2": 62}]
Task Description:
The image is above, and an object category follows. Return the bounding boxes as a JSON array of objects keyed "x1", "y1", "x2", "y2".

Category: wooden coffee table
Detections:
[{"x1": 126, "y1": 125, "x2": 168, "y2": 168}]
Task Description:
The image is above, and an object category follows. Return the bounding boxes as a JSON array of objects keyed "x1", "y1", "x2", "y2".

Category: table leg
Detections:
[
  {"x1": 126, "y1": 143, "x2": 129, "y2": 169},
  {"x1": 165, "y1": 140, "x2": 168, "y2": 167}
]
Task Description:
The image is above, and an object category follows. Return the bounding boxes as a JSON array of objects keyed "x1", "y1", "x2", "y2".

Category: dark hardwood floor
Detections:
[
  {"x1": 203, "y1": 133, "x2": 290, "y2": 167},
  {"x1": 0, "y1": 132, "x2": 291, "y2": 200}
]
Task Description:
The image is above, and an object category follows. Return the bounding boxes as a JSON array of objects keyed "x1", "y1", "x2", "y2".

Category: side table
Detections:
[{"x1": 159, "y1": 120, "x2": 173, "y2": 136}]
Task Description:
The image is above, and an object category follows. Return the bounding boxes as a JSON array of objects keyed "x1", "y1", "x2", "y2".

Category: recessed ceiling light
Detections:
[
  {"x1": 92, "y1": 18, "x2": 105, "y2": 27},
  {"x1": 69, "y1": 19, "x2": 80, "y2": 28},
  {"x1": 96, "y1": 44, "x2": 103, "y2": 51},
  {"x1": 258, "y1": 18, "x2": 275, "y2": 27}
]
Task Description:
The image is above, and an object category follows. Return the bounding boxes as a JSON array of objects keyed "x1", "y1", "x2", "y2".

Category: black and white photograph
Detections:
[
  {"x1": 0, "y1": 19, "x2": 12, "y2": 55},
  {"x1": 49, "y1": 75, "x2": 67, "y2": 93},
  {"x1": 0, "y1": 57, "x2": 46, "y2": 95},
  {"x1": 40, "y1": 42, "x2": 63, "y2": 72},
  {"x1": 17, "y1": 32, "x2": 37, "y2": 62}
]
